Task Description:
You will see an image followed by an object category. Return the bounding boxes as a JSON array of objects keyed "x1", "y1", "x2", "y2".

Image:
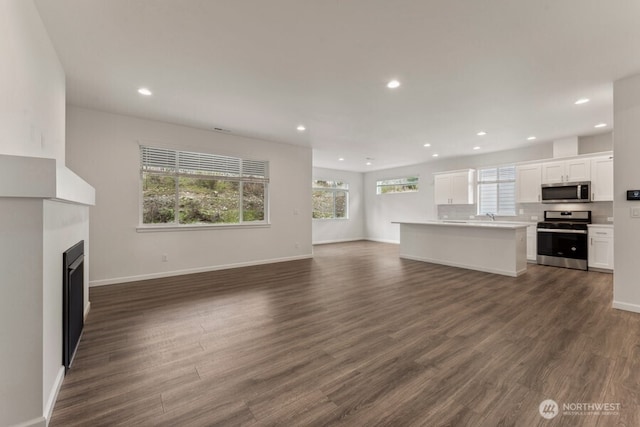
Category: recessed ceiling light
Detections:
[
  {"x1": 473, "y1": 146, "x2": 481, "y2": 150},
  {"x1": 423, "y1": 143, "x2": 431, "y2": 147},
  {"x1": 338, "y1": 157, "x2": 345, "y2": 161},
  {"x1": 594, "y1": 123, "x2": 607, "y2": 128},
  {"x1": 366, "y1": 161, "x2": 372, "y2": 166},
  {"x1": 477, "y1": 131, "x2": 487, "y2": 136},
  {"x1": 527, "y1": 136, "x2": 537, "y2": 141},
  {"x1": 432, "y1": 154, "x2": 439, "y2": 157},
  {"x1": 137, "y1": 88, "x2": 152, "y2": 96},
  {"x1": 296, "y1": 125, "x2": 306, "y2": 131},
  {"x1": 387, "y1": 80, "x2": 400, "y2": 89},
  {"x1": 575, "y1": 98, "x2": 590, "y2": 105}
]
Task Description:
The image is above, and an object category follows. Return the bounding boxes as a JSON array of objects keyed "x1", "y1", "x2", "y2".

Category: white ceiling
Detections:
[{"x1": 35, "y1": 0, "x2": 640, "y2": 172}]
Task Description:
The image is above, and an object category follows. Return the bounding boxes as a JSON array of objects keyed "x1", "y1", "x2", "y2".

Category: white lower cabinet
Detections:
[
  {"x1": 527, "y1": 225, "x2": 537, "y2": 262},
  {"x1": 588, "y1": 226, "x2": 614, "y2": 271}
]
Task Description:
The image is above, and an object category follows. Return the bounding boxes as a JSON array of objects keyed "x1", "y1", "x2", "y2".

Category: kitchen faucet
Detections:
[{"x1": 486, "y1": 212, "x2": 496, "y2": 221}]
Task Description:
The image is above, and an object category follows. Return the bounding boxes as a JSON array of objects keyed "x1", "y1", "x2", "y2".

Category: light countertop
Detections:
[{"x1": 393, "y1": 220, "x2": 529, "y2": 229}]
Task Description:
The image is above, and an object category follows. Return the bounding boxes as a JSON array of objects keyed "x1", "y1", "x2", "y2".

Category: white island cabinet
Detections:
[{"x1": 394, "y1": 221, "x2": 528, "y2": 277}]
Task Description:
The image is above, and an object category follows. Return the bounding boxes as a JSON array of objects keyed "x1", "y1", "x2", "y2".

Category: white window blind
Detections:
[
  {"x1": 477, "y1": 166, "x2": 516, "y2": 216},
  {"x1": 141, "y1": 146, "x2": 268, "y2": 182}
]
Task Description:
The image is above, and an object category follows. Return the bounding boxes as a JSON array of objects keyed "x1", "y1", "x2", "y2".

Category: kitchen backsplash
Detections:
[{"x1": 438, "y1": 202, "x2": 613, "y2": 224}]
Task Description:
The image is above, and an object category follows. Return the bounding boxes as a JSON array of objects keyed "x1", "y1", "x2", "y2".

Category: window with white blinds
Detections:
[
  {"x1": 140, "y1": 146, "x2": 269, "y2": 226},
  {"x1": 477, "y1": 165, "x2": 516, "y2": 216}
]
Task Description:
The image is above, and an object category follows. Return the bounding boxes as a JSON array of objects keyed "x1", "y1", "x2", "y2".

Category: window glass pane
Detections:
[
  {"x1": 178, "y1": 177, "x2": 240, "y2": 224},
  {"x1": 335, "y1": 190, "x2": 348, "y2": 218},
  {"x1": 312, "y1": 190, "x2": 334, "y2": 219},
  {"x1": 243, "y1": 182, "x2": 265, "y2": 222},
  {"x1": 376, "y1": 176, "x2": 419, "y2": 194},
  {"x1": 142, "y1": 173, "x2": 176, "y2": 224}
]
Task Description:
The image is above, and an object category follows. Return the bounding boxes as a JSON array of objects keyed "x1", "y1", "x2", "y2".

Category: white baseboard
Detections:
[
  {"x1": 43, "y1": 366, "x2": 65, "y2": 426},
  {"x1": 612, "y1": 300, "x2": 640, "y2": 314},
  {"x1": 312, "y1": 238, "x2": 366, "y2": 245},
  {"x1": 365, "y1": 238, "x2": 400, "y2": 244},
  {"x1": 84, "y1": 301, "x2": 91, "y2": 320},
  {"x1": 89, "y1": 254, "x2": 314, "y2": 287},
  {"x1": 11, "y1": 416, "x2": 46, "y2": 427}
]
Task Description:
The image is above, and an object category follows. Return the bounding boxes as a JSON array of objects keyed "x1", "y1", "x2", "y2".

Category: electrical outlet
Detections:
[
  {"x1": 519, "y1": 209, "x2": 524, "y2": 215},
  {"x1": 294, "y1": 242, "x2": 300, "y2": 249},
  {"x1": 607, "y1": 217, "x2": 614, "y2": 222},
  {"x1": 531, "y1": 215, "x2": 538, "y2": 221},
  {"x1": 162, "y1": 254, "x2": 168, "y2": 262},
  {"x1": 632, "y1": 208, "x2": 640, "y2": 218}
]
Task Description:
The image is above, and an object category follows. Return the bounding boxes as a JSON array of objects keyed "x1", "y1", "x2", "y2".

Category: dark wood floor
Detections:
[{"x1": 51, "y1": 241, "x2": 639, "y2": 426}]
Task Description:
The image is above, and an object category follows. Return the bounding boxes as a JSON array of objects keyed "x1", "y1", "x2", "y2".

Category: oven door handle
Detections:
[{"x1": 537, "y1": 229, "x2": 587, "y2": 234}]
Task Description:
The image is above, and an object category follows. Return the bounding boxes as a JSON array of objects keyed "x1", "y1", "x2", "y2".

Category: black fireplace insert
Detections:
[{"x1": 63, "y1": 240, "x2": 84, "y2": 372}]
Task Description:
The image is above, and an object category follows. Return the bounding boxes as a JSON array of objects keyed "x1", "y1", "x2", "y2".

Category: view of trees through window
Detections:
[
  {"x1": 376, "y1": 177, "x2": 419, "y2": 194},
  {"x1": 143, "y1": 173, "x2": 266, "y2": 225},
  {"x1": 312, "y1": 180, "x2": 348, "y2": 219}
]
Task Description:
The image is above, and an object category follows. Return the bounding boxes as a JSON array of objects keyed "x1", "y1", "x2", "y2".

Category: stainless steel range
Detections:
[{"x1": 537, "y1": 210, "x2": 591, "y2": 270}]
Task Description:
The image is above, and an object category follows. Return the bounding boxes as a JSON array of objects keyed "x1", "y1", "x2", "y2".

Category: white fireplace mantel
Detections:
[{"x1": 0, "y1": 154, "x2": 95, "y2": 205}]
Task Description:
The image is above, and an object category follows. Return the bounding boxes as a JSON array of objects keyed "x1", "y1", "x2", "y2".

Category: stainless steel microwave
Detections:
[{"x1": 541, "y1": 181, "x2": 591, "y2": 203}]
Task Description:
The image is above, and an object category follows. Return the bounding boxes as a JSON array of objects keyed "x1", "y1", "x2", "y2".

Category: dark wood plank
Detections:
[{"x1": 50, "y1": 241, "x2": 639, "y2": 426}]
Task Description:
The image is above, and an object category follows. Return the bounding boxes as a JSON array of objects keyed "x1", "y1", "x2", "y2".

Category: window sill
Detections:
[
  {"x1": 313, "y1": 218, "x2": 349, "y2": 221},
  {"x1": 136, "y1": 223, "x2": 271, "y2": 233}
]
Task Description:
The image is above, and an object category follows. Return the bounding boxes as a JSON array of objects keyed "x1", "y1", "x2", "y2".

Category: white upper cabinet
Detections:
[
  {"x1": 591, "y1": 156, "x2": 614, "y2": 202},
  {"x1": 434, "y1": 170, "x2": 475, "y2": 205},
  {"x1": 542, "y1": 159, "x2": 590, "y2": 184},
  {"x1": 516, "y1": 163, "x2": 542, "y2": 203}
]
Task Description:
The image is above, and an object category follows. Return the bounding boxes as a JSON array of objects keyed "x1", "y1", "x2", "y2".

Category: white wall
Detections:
[
  {"x1": 312, "y1": 167, "x2": 365, "y2": 244},
  {"x1": 613, "y1": 74, "x2": 640, "y2": 313},
  {"x1": 0, "y1": 2, "x2": 92, "y2": 426},
  {"x1": 0, "y1": 199, "x2": 44, "y2": 427},
  {"x1": 66, "y1": 106, "x2": 312, "y2": 286},
  {"x1": 0, "y1": 0, "x2": 66, "y2": 162}
]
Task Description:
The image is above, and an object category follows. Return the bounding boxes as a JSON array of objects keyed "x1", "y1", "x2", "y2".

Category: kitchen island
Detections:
[{"x1": 394, "y1": 220, "x2": 528, "y2": 277}]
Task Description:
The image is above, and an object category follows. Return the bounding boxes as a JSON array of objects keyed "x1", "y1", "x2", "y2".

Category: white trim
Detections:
[
  {"x1": 313, "y1": 238, "x2": 366, "y2": 245},
  {"x1": 43, "y1": 366, "x2": 65, "y2": 426},
  {"x1": 10, "y1": 417, "x2": 46, "y2": 427},
  {"x1": 612, "y1": 301, "x2": 640, "y2": 314},
  {"x1": 89, "y1": 254, "x2": 313, "y2": 287},
  {"x1": 84, "y1": 301, "x2": 91, "y2": 320},
  {"x1": 399, "y1": 254, "x2": 527, "y2": 277},
  {"x1": 365, "y1": 238, "x2": 400, "y2": 244}
]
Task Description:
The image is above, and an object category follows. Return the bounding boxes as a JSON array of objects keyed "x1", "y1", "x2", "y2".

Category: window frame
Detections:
[
  {"x1": 376, "y1": 176, "x2": 419, "y2": 195},
  {"x1": 138, "y1": 145, "x2": 270, "y2": 230},
  {"x1": 476, "y1": 165, "x2": 517, "y2": 217},
  {"x1": 312, "y1": 180, "x2": 349, "y2": 220}
]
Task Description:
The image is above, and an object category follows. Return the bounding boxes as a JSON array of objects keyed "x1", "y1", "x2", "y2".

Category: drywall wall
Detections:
[
  {"x1": 613, "y1": 74, "x2": 640, "y2": 313},
  {"x1": 312, "y1": 167, "x2": 365, "y2": 243},
  {"x1": 0, "y1": 0, "x2": 66, "y2": 162},
  {"x1": 0, "y1": 2, "x2": 86, "y2": 426},
  {"x1": 579, "y1": 132, "x2": 613, "y2": 154},
  {"x1": 0, "y1": 199, "x2": 45, "y2": 427},
  {"x1": 66, "y1": 106, "x2": 312, "y2": 285}
]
